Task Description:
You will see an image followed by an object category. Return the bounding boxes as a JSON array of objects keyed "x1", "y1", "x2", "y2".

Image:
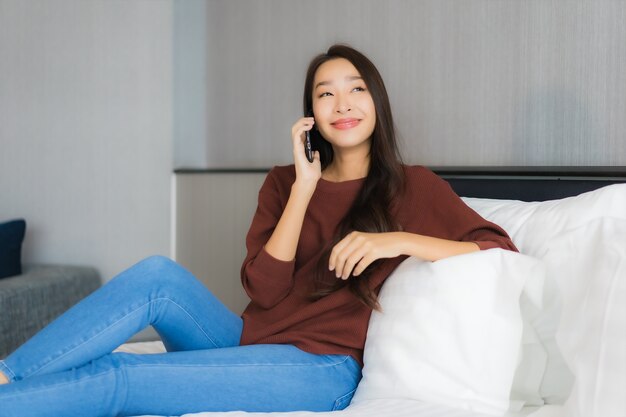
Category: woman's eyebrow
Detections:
[{"x1": 315, "y1": 75, "x2": 363, "y2": 90}]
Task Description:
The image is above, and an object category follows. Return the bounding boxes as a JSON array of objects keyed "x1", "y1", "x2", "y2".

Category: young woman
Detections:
[{"x1": 0, "y1": 44, "x2": 516, "y2": 416}]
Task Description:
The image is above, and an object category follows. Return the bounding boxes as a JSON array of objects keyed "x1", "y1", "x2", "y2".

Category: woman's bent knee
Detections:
[
  {"x1": 138, "y1": 255, "x2": 178, "y2": 271},
  {"x1": 110, "y1": 255, "x2": 195, "y2": 292}
]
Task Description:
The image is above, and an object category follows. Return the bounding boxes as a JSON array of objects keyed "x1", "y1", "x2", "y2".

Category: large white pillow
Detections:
[
  {"x1": 463, "y1": 184, "x2": 626, "y2": 256},
  {"x1": 463, "y1": 184, "x2": 626, "y2": 412},
  {"x1": 544, "y1": 218, "x2": 626, "y2": 417},
  {"x1": 351, "y1": 249, "x2": 545, "y2": 416}
]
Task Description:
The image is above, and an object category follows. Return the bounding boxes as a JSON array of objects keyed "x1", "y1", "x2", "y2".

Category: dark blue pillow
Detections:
[{"x1": 0, "y1": 219, "x2": 26, "y2": 279}]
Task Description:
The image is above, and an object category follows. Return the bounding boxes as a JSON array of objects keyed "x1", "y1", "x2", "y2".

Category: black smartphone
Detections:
[{"x1": 305, "y1": 111, "x2": 314, "y2": 163}]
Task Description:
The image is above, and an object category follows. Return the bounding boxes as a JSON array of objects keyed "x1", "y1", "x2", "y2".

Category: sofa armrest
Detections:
[{"x1": 0, "y1": 264, "x2": 101, "y2": 358}]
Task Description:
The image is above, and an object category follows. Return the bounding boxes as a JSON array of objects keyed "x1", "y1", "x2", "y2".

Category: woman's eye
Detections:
[
  {"x1": 318, "y1": 92, "x2": 333, "y2": 98},
  {"x1": 352, "y1": 86, "x2": 366, "y2": 92}
]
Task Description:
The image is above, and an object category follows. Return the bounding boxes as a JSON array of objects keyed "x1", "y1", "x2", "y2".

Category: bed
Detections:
[{"x1": 121, "y1": 167, "x2": 626, "y2": 417}]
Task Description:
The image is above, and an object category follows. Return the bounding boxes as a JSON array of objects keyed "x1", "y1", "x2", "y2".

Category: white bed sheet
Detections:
[
  {"x1": 174, "y1": 400, "x2": 562, "y2": 417},
  {"x1": 117, "y1": 342, "x2": 563, "y2": 417}
]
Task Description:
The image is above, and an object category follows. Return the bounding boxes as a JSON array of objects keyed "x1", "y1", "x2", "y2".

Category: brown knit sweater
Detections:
[{"x1": 239, "y1": 165, "x2": 517, "y2": 366}]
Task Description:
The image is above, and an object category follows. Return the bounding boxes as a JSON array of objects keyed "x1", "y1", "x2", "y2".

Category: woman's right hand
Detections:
[
  {"x1": 291, "y1": 116, "x2": 321, "y2": 189},
  {"x1": 260, "y1": 117, "x2": 322, "y2": 263}
]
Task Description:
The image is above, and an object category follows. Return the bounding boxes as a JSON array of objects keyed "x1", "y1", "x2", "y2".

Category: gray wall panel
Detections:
[
  {"x1": 175, "y1": 173, "x2": 265, "y2": 314},
  {"x1": 180, "y1": 0, "x2": 625, "y2": 168}
]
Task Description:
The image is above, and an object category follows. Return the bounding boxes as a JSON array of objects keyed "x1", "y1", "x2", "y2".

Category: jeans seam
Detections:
[
  {"x1": 332, "y1": 388, "x2": 356, "y2": 411},
  {"x1": 20, "y1": 356, "x2": 352, "y2": 387},
  {"x1": 27, "y1": 297, "x2": 220, "y2": 378},
  {"x1": 150, "y1": 297, "x2": 221, "y2": 349},
  {"x1": 119, "y1": 357, "x2": 130, "y2": 414},
  {"x1": 121, "y1": 354, "x2": 352, "y2": 369},
  {"x1": 0, "y1": 360, "x2": 16, "y2": 381},
  {"x1": 0, "y1": 368, "x2": 119, "y2": 398}
]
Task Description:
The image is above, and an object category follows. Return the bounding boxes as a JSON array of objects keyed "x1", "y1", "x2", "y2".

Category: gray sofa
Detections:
[{"x1": 0, "y1": 264, "x2": 101, "y2": 358}]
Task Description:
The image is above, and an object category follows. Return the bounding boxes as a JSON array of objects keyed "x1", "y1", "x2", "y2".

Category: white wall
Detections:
[{"x1": 0, "y1": 0, "x2": 173, "y2": 282}]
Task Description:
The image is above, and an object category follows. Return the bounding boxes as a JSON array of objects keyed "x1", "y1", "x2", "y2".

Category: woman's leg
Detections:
[
  {"x1": 0, "y1": 344, "x2": 362, "y2": 417},
  {"x1": 0, "y1": 255, "x2": 242, "y2": 382}
]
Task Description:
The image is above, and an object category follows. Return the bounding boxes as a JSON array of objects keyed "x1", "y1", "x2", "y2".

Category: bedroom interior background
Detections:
[
  {"x1": 173, "y1": 0, "x2": 626, "y2": 315},
  {"x1": 1, "y1": 0, "x2": 624, "y2": 338}
]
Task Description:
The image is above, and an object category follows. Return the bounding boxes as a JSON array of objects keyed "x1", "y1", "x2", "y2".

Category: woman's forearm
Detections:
[
  {"x1": 330, "y1": 231, "x2": 482, "y2": 279},
  {"x1": 264, "y1": 182, "x2": 316, "y2": 262},
  {"x1": 395, "y1": 232, "x2": 479, "y2": 262}
]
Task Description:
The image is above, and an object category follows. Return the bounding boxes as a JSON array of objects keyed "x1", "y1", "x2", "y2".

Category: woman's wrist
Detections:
[
  {"x1": 291, "y1": 179, "x2": 317, "y2": 199},
  {"x1": 264, "y1": 181, "x2": 316, "y2": 262}
]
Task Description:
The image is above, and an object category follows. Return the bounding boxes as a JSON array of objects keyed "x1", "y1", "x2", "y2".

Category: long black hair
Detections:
[{"x1": 305, "y1": 44, "x2": 405, "y2": 310}]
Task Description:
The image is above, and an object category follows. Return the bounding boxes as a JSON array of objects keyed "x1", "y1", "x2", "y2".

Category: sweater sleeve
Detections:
[
  {"x1": 424, "y1": 169, "x2": 518, "y2": 252},
  {"x1": 240, "y1": 169, "x2": 296, "y2": 309}
]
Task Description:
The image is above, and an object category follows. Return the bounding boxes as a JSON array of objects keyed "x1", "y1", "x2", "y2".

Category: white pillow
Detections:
[
  {"x1": 463, "y1": 184, "x2": 626, "y2": 410},
  {"x1": 351, "y1": 249, "x2": 545, "y2": 416},
  {"x1": 463, "y1": 184, "x2": 626, "y2": 256},
  {"x1": 545, "y1": 218, "x2": 626, "y2": 417}
]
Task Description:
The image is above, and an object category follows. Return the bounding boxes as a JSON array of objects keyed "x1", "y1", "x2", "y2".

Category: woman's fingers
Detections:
[
  {"x1": 329, "y1": 232, "x2": 357, "y2": 272},
  {"x1": 290, "y1": 116, "x2": 321, "y2": 183},
  {"x1": 351, "y1": 253, "x2": 375, "y2": 277},
  {"x1": 335, "y1": 246, "x2": 363, "y2": 280},
  {"x1": 291, "y1": 117, "x2": 315, "y2": 146},
  {"x1": 330, "y1": 232, "x2": 372, "y2": 280},
  {"x1": 338, "y1": 247, "x2": 372, "y2": 280},
  {"x1": 330, "y1": 232, "x2": 397, "y2": 279}
]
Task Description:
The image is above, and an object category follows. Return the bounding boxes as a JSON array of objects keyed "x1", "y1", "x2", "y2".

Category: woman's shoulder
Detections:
[
  {"x1": 401, "y1": 164, "x2": 442, "y2": 184},
  {"x1": 267, "y1": 164, "x2": 296, "y2": 182},
  {"x1": 397, "y1": 165, "x2": 453, "y2": 203},
  {"x1": 261, "y1": 164, "x2": 296, "y2": 194}
]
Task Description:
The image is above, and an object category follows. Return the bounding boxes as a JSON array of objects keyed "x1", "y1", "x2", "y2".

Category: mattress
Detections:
[{"x1": 174, "y1": 400, "x2": 562, "y2": 417}]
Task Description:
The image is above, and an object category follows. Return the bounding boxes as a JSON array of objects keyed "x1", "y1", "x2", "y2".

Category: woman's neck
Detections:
[{"x1": 322, "y1": 152, "x2": 370, "y2": 182}]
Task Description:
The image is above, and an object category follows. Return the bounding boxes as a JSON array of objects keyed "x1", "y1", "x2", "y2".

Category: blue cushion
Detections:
[{"x1": 0, "y1": 219, "x2": 26, "y2": 279}]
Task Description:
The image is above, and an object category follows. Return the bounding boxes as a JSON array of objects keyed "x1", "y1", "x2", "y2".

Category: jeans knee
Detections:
[
  {"x1": 130, "y1": 255, "x2": 196, "y2": 290},
  {"x1": 136, "y1": 255, "x2": 184, "y2": 277},
  {"x1": 140, "y1": 255, "x2": 176, "y2": 270}
]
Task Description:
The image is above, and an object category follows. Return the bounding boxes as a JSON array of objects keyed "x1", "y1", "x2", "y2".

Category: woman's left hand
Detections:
[{"x1": 329, "y1": 231, "x2": 403, "y2": 280}]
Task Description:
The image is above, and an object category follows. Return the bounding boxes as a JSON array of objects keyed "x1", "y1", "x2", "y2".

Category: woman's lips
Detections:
[{"x1": 331, "y1": 118, "x2": 360, "y2": 130}]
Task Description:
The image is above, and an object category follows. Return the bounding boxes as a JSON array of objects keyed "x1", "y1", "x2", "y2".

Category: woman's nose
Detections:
[{"x1": 335, "y1": 95, "x2": 352, "y2": 113}]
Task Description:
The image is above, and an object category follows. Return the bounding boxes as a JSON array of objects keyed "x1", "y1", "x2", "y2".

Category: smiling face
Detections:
[{"x1": 311, "y1": 58, "x2": 376, "y2": 154}]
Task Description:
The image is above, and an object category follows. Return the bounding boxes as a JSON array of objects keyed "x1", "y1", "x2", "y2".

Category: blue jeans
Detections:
[{"x1": 0, "y1": 256, "x2": 361, "y2": 416}]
